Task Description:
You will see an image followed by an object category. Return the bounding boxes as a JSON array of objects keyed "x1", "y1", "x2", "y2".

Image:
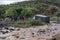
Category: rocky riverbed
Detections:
[{"x1": 0, "y1": 23, "x2": 60, "y2": 40}]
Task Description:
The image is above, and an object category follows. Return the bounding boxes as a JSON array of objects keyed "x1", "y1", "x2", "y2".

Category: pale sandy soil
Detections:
[{"x1": 0, "y1": 23, "x2": 60, "y2": 40}]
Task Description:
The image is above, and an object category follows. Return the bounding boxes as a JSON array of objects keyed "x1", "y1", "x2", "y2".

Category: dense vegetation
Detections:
[
  {"x1": 0, "y1": 0, "x2": 60, "y2": 19},
  {"x1": 0, "y1": 1, "x2": 58, "y2": 16},
  {"x1": 0, "y1": 0, "x2": 60, "y2": 27}
]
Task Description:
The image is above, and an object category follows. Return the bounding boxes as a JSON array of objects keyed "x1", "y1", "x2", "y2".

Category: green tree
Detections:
[
  {"x1": 21, "y1": 8, "x2": 35, "y2": 19},
  {"x1": 0, "y1": 7, "x2": 5, "y2": 17},
  {"x1": 57, "y1": 12, "x2": 60, "y2": 17},
  {"x1": 56, "y1": 12, "x2": 60, "y2": 23},
  {"x1": 16, "y1": 8, "x2": 23, "y2": 17},
  {"x1": 5, "y1": 7, "x2": 17, "y2": 17},
  {"x1": 0, "y1": 9, "x2": 5, "y2": 17}
]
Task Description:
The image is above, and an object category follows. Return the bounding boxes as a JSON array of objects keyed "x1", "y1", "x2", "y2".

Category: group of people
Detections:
[{"x1": 7, "y1": 16, "x2": 25, "y2": 21}]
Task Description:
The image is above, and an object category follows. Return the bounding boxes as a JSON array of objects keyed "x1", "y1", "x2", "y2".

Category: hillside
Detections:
[
  {"x1": 0, "y1": 1, "x2": 55, "y2": 16},
  {"x1": 0, "y1": 1, "x2": 59, "y2": 19},
  {"x1": 12, "y1": 0, "x2": 60, "y2": 7},
  {"x1": 0, "y1": 1, "x2": 60, "y2": 40}
]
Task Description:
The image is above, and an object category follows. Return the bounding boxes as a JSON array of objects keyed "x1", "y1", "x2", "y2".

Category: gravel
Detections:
[{"x1": 0, "y1": 23, "x2": 60, "y2": 40}]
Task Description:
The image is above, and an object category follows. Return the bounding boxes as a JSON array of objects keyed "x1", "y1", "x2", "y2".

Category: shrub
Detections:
[
  {"x1": 11, "y1": 20, "x2": 45, "y2": 28},
  {"x1": 5, "y1": 18, "x2": 11, "y2": 21},
  {"x1": 12, "y1": 21, "x2": 32, "y2": 28},
  {"x1": 31, "y1": 20, "x2": 45, "y2": 26}
]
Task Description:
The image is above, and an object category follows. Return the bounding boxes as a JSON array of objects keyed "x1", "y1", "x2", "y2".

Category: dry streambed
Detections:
[{"x1": 0, "y1": 24, "x2": 60, "y2": 40}]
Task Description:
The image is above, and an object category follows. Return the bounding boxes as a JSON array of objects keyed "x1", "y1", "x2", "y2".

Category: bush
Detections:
[
  {"x1": 5, "y1": 18, "x2": 11, "y2": 21},
  {"x1": 31, "y1": 20, "x2": 45, "y2": 26},
  {"x1": 11, "y1": 21, "x2": 32, "y2": 28},
  {"x1": 11, "y1": 20, "x2": 45, "y2": 28},
  {"x1": 50, "y1": 16, "x2": 57, "y2": 21}
]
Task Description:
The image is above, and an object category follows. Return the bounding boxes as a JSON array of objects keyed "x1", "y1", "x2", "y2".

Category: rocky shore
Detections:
[{"x1": 0, "y1": 24, "x2": 60, "y2": 40}]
